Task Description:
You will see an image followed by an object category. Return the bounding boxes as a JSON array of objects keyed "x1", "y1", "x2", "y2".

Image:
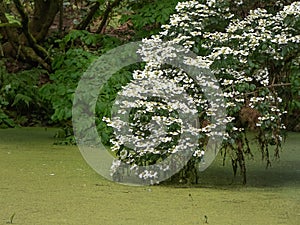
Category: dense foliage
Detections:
[
  {"x1": 0, "y1": 0, "x2": 176, "y2": 131},
  {"x1": 0, "y1": 0, "x2": 299, "y2": 183},
  {"x1": 105, "y1": 0, "x2": 300, "y2": 184}
]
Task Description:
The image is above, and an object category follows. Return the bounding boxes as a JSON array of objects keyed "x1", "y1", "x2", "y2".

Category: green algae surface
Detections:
[{"x1": 0, "y1": 128, "x2": 299, "y2": 224}]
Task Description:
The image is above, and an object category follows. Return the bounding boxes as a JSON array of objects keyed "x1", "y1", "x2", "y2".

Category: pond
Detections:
[{"x1": 0, "y1": 128, "x2": 299, "y2": 224}]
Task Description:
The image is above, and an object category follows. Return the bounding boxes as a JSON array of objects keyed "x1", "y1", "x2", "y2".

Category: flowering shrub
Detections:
[{"x1": 105, "y1": 0, "x2": 300, "y2": 184}]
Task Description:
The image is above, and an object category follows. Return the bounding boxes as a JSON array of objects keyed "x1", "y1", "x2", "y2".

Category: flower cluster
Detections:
[{"x1": 105, "y1": 0, "x2": 300, "y2": 183}]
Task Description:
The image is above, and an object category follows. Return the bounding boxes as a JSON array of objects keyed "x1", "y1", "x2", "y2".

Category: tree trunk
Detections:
[
  {"x1": 96, "y1": 0, "x2": 123, "y2": 33},
  {"x1": 236, "y1": 139, "x2": 247, "y2": 184},
  {"x1": 0, "y1": 0, "x2": 59, "y2": 71},
  {"x1": 0, "y1": 0, "x2": 23, "y2": 58},
  {"x1": 29, "y1": 0, "x2": 60, "y2": 42},
  {"x1": 76, "y1": 1, "x2": 100, "y2": 30}
]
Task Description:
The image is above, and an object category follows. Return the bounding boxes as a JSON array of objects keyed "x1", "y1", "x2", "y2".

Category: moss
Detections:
[{"x1": 0, "y1": 128, "x2": 299, "y2": 224}]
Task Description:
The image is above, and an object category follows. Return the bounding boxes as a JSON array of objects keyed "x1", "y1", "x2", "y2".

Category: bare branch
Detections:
[{"x1": 239, "y1": 83, "x2": 292, "y2": 97}]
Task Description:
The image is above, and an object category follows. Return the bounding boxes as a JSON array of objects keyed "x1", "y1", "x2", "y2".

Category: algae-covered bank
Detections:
[{"x1": 0, "y1": 128, "x2": 299, "y2": 225}]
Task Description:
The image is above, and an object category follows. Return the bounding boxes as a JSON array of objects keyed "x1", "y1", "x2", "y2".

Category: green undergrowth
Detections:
[{"x1": 0, "y1": 128, "x2": 299, "y2": 225}]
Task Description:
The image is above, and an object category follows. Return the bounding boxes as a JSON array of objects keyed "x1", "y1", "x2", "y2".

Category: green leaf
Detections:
[
  {"x1": 12, "y1": 94, "x2": 32, "y2": 107},
  {"x1": 5, "y1": 13, "x2": 21, "y2": 25}
]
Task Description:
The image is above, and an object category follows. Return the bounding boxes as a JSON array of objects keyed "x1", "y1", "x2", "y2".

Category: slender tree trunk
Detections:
[
  {"x1": 76, "y1": 1, "x2": 100, "y2": 30},
  {"x1": 58, "y1": 0, "x2": 64, "y2": 34},
  {"x1": 96, "y1": 0, "x2": 123, "y2": 33},
  {"x1": 236, "y1": 139, "x2": 247, "y2": 184}
]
